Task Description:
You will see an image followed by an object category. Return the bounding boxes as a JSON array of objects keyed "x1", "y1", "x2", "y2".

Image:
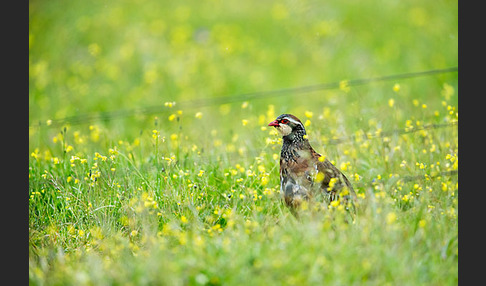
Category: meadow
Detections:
[{"x1": 29, "y1": 0, "x2": 458, "y2": 285}]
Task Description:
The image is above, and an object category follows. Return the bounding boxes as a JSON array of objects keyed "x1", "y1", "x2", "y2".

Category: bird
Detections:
[{"x1": 268, "y1": 113, "x2": 356, "y2": 211}]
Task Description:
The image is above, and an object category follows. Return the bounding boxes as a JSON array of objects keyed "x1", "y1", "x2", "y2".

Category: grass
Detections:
[{"x1": 29, "y1": 0, "x2": 458, "y2": 285}]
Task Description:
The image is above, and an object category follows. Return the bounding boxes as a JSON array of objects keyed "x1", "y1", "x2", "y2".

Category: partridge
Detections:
[{"x1": 268, "y1": 114, "x2": 356, "y2": 210}]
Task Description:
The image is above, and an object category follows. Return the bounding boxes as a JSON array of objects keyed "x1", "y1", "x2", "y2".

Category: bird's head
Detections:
[{"x1": 268, "y1": 114, "x2": 306, "y2": 139}]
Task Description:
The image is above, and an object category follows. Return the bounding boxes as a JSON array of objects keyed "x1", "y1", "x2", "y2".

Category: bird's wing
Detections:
[{"x1": 315, "y1": 155, "x2": 356, "y2": 200}]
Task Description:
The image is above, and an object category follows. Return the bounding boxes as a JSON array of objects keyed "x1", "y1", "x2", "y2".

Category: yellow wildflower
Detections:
[
  {"x1": 339, "y1": 80, "x2": 350, "y2": 93},
  {"x1": 315, "y1": 172, "x2": 325, "y2": 183},
  {"x1": 164, "y1": 101, "x2": 176, "y2": 108},
  {"x1": 330, "y1": 200, "x2": 340, "y2": 208},
  {"x1": 261, "y1": 175, "x2": 269, "y2": 186},
  {"x1": 418, "y1": 219, "x2": 426, "y2": 228},
  {"x1": 386, "y1": 212, "x2": 397, "y2": 224},
  {"x1": 339, "y1": 162, "x2": 349, "y2": 171},
  {"x1": 31, "y1": 149, "x2": 40, "y2": 160},
  {"x1": 328, "y1": 177, "x2": 337, "y2": 189},
  {"x1": 393, "y1": 83, "x2": 400, "y2": 92},
  {"x1": 257, "y1": 165, "x2": 265, "y2": 173}
]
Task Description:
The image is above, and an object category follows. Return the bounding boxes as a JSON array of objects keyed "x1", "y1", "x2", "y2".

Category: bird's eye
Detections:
[{"x1": 280, "y1": 119, "x2": 289, "y2": 124}]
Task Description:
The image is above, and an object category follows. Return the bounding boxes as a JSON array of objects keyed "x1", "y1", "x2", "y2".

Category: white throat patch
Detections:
[{"x1": 276, "y1": 124, "x2": 292, "y2": 136}]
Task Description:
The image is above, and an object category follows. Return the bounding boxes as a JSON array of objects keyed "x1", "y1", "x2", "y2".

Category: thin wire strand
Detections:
[
  {"x1": 29, "y1": 67, "x2": 458, "y2": 129},
  {"x1": 326, "y1": 121, "x2": 458, "y2": 145}
]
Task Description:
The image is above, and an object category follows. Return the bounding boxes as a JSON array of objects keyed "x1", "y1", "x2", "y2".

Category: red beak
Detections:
[{"x1": 268, "y1": 120, "x2": 279, "y2": 127}]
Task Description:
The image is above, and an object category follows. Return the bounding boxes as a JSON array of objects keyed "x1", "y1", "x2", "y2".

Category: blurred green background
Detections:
[
  {"x1": 29, "y1": 2, "x2": 458, "y2": 284},
  {"x1": 29, "y1": 0, "x2": 457, "y2": 132}
]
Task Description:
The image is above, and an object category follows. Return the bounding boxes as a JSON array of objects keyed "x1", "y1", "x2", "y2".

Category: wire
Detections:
[
  {"x1": 399, "y1": 170, "x2": 458, "y2": 183},
  {"x1": 326, "y1": 121, "x2": 458, "y2": 145},
  {"x1": 350, "y1": 169, "x2": 458, "y2": 192},
  {"x1": 29, "y1": 67, "x2": 458, "y2": 129}
]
